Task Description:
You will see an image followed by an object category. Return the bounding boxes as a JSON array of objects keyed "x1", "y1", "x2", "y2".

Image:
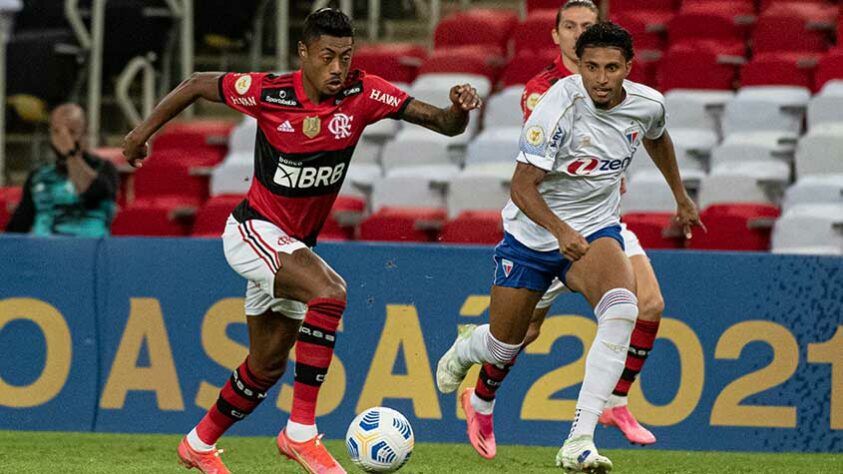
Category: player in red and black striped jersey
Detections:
[
  {"x1": 460, "y1": 0, "x2": 668, "y2": 463},
  {"x1": 123, "y1": 8, "x2": 481, "y2": 474}
]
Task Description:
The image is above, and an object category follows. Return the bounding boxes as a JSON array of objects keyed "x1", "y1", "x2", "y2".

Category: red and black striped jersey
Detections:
[
  {"x1": 219, "y1": 69, "x2": 411, "y2": 246},
  {"x1": 520, "y1": 56, "x2": 573, "y2": 122}
]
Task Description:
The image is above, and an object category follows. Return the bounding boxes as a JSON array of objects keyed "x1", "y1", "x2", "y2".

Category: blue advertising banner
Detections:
[{"x1": 0, "y1": 235, "x2": 840, "y2": 453}]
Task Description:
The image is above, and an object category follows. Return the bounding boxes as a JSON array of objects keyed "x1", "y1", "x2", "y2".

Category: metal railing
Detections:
[
  {"x1": 0, "y1": 0, "x2": 20, "y2": 186},
  {"x1": 115, "y1": 54, "x2": 156, "y2": 128}
]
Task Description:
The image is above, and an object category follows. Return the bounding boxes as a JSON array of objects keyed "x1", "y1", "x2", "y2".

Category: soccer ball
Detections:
[{"x1": 345, "y1": 406, "x2": 414, "y2": 473}]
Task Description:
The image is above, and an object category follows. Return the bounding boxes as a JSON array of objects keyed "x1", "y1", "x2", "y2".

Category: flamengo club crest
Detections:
[
  {"x1": 303, "y1": 116, "x2": 321, "y2": 138},
  {"x1": 328, "y1": 113, "x2": 353, "y2": 139}
]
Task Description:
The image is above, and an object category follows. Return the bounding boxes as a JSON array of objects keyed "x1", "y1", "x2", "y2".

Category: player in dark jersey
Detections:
[
  {"x1": 122, "y1": 9, "x2": 481, "y2": 474},
  {"x1": 459, "y1": 0, "x2": 666, "y2": 461}
]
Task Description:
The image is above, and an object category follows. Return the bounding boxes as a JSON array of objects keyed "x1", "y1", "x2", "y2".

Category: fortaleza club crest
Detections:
[
  {"x1": 303, "y1": 116, "x2": 321, "y2": 139},
  {"x1": 502, "y1": 259, "x2": 514, "y2": 277},
  {"x1": 624, "y1": 126, "x2": 640, "y2": 147}
]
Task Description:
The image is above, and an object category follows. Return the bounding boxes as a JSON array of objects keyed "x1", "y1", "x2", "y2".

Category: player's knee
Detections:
[
  {"x1": 595, "y1": 288, "x2": 638, "y2": 325},
  {"x1": 523, "y1": 322, "x2": 542, "y2": 346},
  {"x1": 486, "y1": 329, "x2": 522, "y2": 366},
  {"x1": 314, "y1": 278, "x2": 347, "y2": 302},
  {"x1": 639, "y1": 292, "x2": 664, "y2": 322}
]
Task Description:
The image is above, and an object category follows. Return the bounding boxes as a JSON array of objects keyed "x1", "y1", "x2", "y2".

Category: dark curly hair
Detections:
[
  {"x1": 302, "y1": 8, "x2": 354, "y2": 44},
  {"x1": 575, "y1": 21, "x2": 634, "y2": 61}
]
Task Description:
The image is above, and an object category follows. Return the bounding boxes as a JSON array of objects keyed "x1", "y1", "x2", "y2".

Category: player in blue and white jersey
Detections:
[{"x1": 435, "y1": 22, "x2": 703, "y2": 473}]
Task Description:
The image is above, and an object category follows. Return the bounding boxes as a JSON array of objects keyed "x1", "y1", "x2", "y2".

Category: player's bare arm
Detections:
[
  {"x1": 402, "y1": 84, "x2": 482, "y2": 136},
  {"x1": 642, "y1": 130, "x2": 705, "y2": 238},
  {"x1": 510, "y1": 161, "x2": 589, "y2": 261},
  {"x1": 122, "y1": 72, "x2": 224, "y2": 167}
]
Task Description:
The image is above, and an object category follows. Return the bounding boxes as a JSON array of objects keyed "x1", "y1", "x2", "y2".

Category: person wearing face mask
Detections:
[{"x1": 5, "y1": 103, "x2": 118, "y2": 237}]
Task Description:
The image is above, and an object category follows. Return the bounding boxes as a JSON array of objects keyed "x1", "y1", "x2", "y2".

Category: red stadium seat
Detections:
[
  {"x1": 609, "y1": 0, "x2": 678, "y2": 15},
  {"x1": 512, "y1": 9, "x2": 558, "y2": 55},
  {"x1": 191, "y1": 194, "x2": 244, "y2": 237},
  {"x1": 752, "y1": 15, "x2": 831, "y2": 54},
  {"x1": 153, "y1": 119, "x2": 236, "y2": 154},
  {"x1": 525, "y1": 0, "x2": 560, "y2": 13},
  {"x1": 500, "y1": 49, "x2": 558, "y2": 87},
  {"x1": 610, "y1": 11, "x2": 671, "y2": 52},
  {"x1": 321, "y1": 195, "x2": 366, "y2": 241},
  {"x1": 132, "y1": 149, "x2": 217, "y2": 203},
  {"x1": 440, "y1": 211, "x2": 503, "y2": 245},
  {"x1": 621, "y1": 213, "x2": 684, "y2": 249},
  {"x1": 815, "y1": 49, "x2": 843, "y2": 92},
  {"x1": 657, "y1": 42, "x2": 741, "y2": 91},
  {"x1": 111, "y1": 197, "x2": 196, "y2": 236},
  {"x1": 0, "y1": 186, "x2": 22, "y2": 230},
  {"x1": 93, "y1": 146, "x2": 132, "y2": 207},
  {"x1": 759, "y1": 0, "x2": 833, "y2": 11},
  {"x1": 359, "y1": 208, "x2": 446, "y2": 243},
  {"x1": 434, "y1": 9, "x2": 519, "y2": 55},
  {"x1": 352, "y1": 43, "x2": 427, "y2": 84},
  {"x1": 628, "y1": 54, "x2": 662, "y2": 88},
  {"x1": 687, "y1": 204, "x2": 780, "y2": 251},
  {"x1": 667, "y1": 12, "x2": 744, "y2": 47},
  {"x1": 741, "y1": 52, "x2": 820, "y2": 88},
  {"x1": 418, "y1": 47, "x2": 501, "y2": 84},
  {"x1": 680, "y1": 0, "x2": 755, "y2": 17}
]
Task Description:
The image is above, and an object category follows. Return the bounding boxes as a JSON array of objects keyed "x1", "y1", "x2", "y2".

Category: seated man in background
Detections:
[{"x1": 5, "y1": 103, "x2": 118, "y2": 237}]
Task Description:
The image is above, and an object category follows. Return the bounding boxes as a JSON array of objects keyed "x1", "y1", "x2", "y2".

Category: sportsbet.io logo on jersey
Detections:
[{"x1": 273, "y1": 158, "x2": 346, "y2": 190}]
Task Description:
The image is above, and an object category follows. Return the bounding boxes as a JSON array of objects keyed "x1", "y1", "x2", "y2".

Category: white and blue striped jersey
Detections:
[{"x1": 502, "y1": 74, "x2": 667, "y2": 252}]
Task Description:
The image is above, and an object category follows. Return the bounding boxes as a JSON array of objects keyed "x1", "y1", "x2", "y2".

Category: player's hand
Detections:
[
  {"x1": 122, "y1": 131, "x2": 149, "y2": 168},
  {"x1": 556, "y1": 226, "x2": 590, "y2": 262},
  {"x1": 51, "y1": 125, "x2": 76, "y2": 157},
  {"x1": 675, "y1": 196, "x2": 706, "y2": 239},
  {"x1": 449, "y1": 84, "x2": 482, "y2": 111}
]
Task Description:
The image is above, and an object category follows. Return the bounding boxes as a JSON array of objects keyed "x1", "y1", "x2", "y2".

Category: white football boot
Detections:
[
  {"x1": 435, "y1": 324, "x2": 477, "y2": 394},
  {"x1": 555, "y1": 435, "x2": 613, "y2": 473}
]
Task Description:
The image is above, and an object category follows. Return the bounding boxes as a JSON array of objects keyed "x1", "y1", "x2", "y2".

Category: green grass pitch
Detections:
[{"x1": 1, "y1": 431, "x2": 841, "y2": 473}]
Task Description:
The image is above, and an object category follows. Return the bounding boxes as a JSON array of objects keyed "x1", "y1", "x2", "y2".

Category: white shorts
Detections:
[
  {"x1": 222, "y1": 215, "x2": 309, "y2": 319},
  {"x1": 535, "y1": 224, "x2": 647, "y2": 309}
]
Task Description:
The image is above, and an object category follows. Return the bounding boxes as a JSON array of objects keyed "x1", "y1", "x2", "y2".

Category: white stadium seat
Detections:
[
  {"x1": 819, "y1": 80, "x2": 843, "y2": 96},
  {"x1": 772, "y1": 203, "x2": 843, "y2": 254},
  {"x1": 227, "y1": 117, "x2": 257, "y2": 153},
  {"x1": 380, "y1": 130, "x2": 453, "y2": 171},
  {"x1": 629, "y1": 128, "x2": 718, "y2": 175},
  {"x1": 710, "y1": 142, "x2": 785, "y2": 168},
  {"x1": 210, "y1": 156, "x2": 252, "y2": 196},
  {"x1": 464, "y1": 127, "x2": 520, "y2": 167},
  {"x1": 447, "y1": 167, "x2": 512, "y2": 218},
  {"x1": 664, "y1": 89, "x2": 735, "y2": 136},
  {"x1": 484, "y1": 86, "x2": 525, "y2": 129},
  {"x1": 351, "y1": 138, "x2": 382, "y2": 166},
  {"x1": 807, "y1": 95, "x2": 843, "y2": 130},
  {"x1": 623, "y1": 170, "x2": 680, "y2": 213},
  {"x1": 371, "y1": 165, "x2": 459, "y2": 211},
  {"x1": 698, "y1": 162, "x2": 790, "y2": 208},
  {"x1": 795, "y1": 130, "x2": 843, "y2": 178},
  {"x1": 782, "y1": 174, "x2": 843, "y2": 210}
]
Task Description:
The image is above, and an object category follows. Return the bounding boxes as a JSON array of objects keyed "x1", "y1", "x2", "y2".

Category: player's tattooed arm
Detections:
[
  {"x1": 643, "y1": 130, "x2": 705, "y2": 238},
  {"x1": 402, "y1": 84, "x2": 482, "y2": 137},
  {"x1": 122, "y1": 72, "x2": 224, "y2": 167},
  {"x1": 511, "y1": 162, "x2": 589, "y2": 261}
]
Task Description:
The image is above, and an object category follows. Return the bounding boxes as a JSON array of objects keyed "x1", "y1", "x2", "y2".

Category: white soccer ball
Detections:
[{"x1": 345, "y1": 406, "x2": 414, "y2": 473}]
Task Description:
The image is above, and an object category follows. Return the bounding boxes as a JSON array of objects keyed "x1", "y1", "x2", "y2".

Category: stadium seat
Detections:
[
  {"x1": 320, "y1": 195, "x2": 367, "y2": 241},
  {"x1": 440, "y1": 210, "x2": 503, "y2": 245},
  {"x1": 687, "y1": 203, "x2": 781, "y2": 251},
  {"x1": 807, "y1": 94, "x2": 843, "y2": 130},
  {"x1": 624, "y1": 170, "x2": 683, "y2": 213},
  {"x1": 153, "y1": 119, "x2": 236, "y2": 156},
  {"x1": 752, "y1": 6, "x2": 834, "y2": 54},
  {"x1": 351, "y1": 43, "x2": 427, "y2": 84},
  {"x1": 227, "y1": 117, "x2": 257, "y2": 154},
  {"x1": 371, "y1": 166, "x2": 457, "y2": 212},
  {"x1": 446, "y1": 168, "x2": 512, "y2": 218},
  {"x1": 629, "y1": 128, "x2": 718, "y2": 176},
  {"x1": 772, "y1": 203, "x2": 843, "y2": 254},
  {"x1": 609, "y1": 12, "x2": 670, "y2": 52},
  {"x1": 133, "y1": 148, "x2": 218, "y2": 203},
  {"x1": 92, "y1": 146, "x2": 132, "y2": 207},
  {"x1": 667, "y1": 12, "x2": 744, "y2": 48},
  {"x1": 722, "y1": 130, "x2": 799, "y2": 155},
  {"x1": 722, "y1": 86, "x2": 811, "y2": 136},
  {"x1": 782, "y1": 174, "x2": 843, "y2": 210},
  {"x1": 464, "y1": 127, "x2": 521, "y2": 167},
  {"x1": 484, "y1": 87, "x2": 526, "y2": 129},
  {"x1": 814, "y1": 50, "x2": 843, "y2": 93},
  {"x1": 680, "y1": 0, "x2": 755, "y2": 17},
  {"x1": 210, "y1": 154, "x2": 252, "y2": 197},
  {"x1": 111, "y1": 197, "x2": 195, "y2": 237},
  {"x1": 657, "y1": 45, "x2": 739, "y2": 91},
  {"x1": 500, "y1": 49, "x2": 558, "y2": 87},
  {"x1": 341, "y1": 162, "x2": 383, "y2": 200},
  {"x1": 191, "y1": 194, "x2": 244, "y2": 237},
  {"x1": 433, "y1": 9, "x2": 519, "y2": 55},
  {"x1": 621, "y1": 212, "x2": 684, "y2": 249},
  {"x1": 0, "y1": 187, "x2": 22, "y2": 231},
  {"x1": 699, "y1": 162, "x2": 790, "y2": 208},
  {"x1": 795, "y1": 129, "x2": 843, "y2": 177},
  {"x1": 710, "y1": 142, "x2": 789, "y2": 169},
  {"x1": 664, "y1": 89, "x2": 735, "y2": 135},
  {"x1": 608, "y1": 0, "x2": 677, "y2": 15},
  {"x1": 359, "y1": 207, "x2": 447, "y2": 242},
  {"x1": 417, "y1": 49, "x2": 500, "y2": 86},
  {"x1": 740, "y1": 52, "x2": 820, "y2": 89},
  {"x1": 380, "y1": 131, "x2": 453, "y2": 171},
  {"x1": 512, "y1": 9, "x2": 558, "y2": 55}
]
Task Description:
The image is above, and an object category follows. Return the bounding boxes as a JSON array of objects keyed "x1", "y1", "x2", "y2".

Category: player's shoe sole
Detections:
[
  {"x1": 555, "y1": 435, "x2": 613, "y2": 473},
  {"x1": 436, "y1": 324, "x2": 477, "y2": 394},
  {"x1": 599, "y1": 405, "x2": 656, "y2": 446}
]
